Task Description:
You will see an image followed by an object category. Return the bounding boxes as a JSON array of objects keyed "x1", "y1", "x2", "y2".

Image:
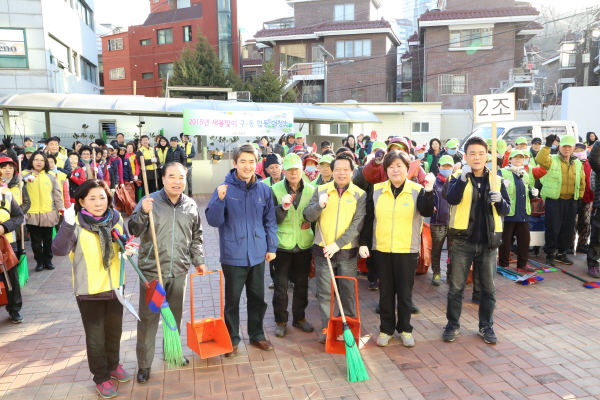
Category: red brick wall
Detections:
[
  {"x1": 294, "y1": 0, "x2": 375, "y2": 27},
  {"x1": 445, "y1": 0, "x2": 515, "y2": 11}
]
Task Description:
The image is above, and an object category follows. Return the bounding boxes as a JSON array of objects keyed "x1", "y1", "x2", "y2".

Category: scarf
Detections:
[{"x1": 81, "y1": 209, "x2": 114, "y2": 270}]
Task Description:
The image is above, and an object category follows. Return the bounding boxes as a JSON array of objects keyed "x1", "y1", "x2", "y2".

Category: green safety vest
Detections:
[
  {"x1": 271, "y1": 181, "x2": 315, "y2": 250},
  {"x1": 261, "y1": 176, "x2": 280, "y2": 188},
  {"x1": 500, "y1": 168, "x2": 531, "y2": 217},
  {"x1": 540, "y1": 155, "x2": 582, "y2": 200}
]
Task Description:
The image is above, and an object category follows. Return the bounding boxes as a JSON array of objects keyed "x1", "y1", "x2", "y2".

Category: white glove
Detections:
[
  {"x1": 281, "y1": 194, "x2": 293, "y2": 211},
  {"x1": 319, "y1": 193, "x2": 329, "y2": 209},
  {"x1": 63, "y1": 205, "x2": 76, "y2": 225},
  {"x1": 359, "y1": 246, "x2": 370, "y2": 258},
  {"x1": 460, "y1": 165, "x2": 472, "y2": 182},
  {"x1": 24, "y1": 175, "x2": 36, "y2": 183},
  {"x1": 93, "y1": 166, "x2": 98, "y2": 173},
  {"x1": 151, "y1": 157, "x2": 157, "y2": 163},
  {"x1": 134, "y1": 176, "x2": 138, "y2": 181},
  {"x1": 531, "y1": 188, "x2": 539, "y2": 197},
  {"x1": 490, "y1": 191, "x2": 502, "y2": 203},
  {"x1": 123, "y1": 244, "x2": 138, "y2": 258},
  {"x1": 423, "y1": 173, "x2": 435, "y2": 192},
  {"x1": 323, "y1": 242, "x2": 340, "y2": 258},
  {"x1": 503, "y1": 179, "x2": 511, "y2": 188}
]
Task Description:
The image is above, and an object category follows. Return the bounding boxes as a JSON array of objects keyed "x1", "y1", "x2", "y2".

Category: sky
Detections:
[{"x1": 94, "y1": 0, "x2": 598, "y2": 38}]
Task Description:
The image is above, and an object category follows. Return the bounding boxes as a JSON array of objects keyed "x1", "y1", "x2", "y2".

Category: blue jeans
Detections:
[{"x1": 446, "y1": 239, "x2": 496, "y2": 330}]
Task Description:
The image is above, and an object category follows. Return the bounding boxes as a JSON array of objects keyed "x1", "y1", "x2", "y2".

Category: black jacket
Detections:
[
  {"x1": 165, "y1": 146, "x2": 186, "y2": 165},
  {"x1": 589, "y1": 142, "x2": 600, "y2": 209}
]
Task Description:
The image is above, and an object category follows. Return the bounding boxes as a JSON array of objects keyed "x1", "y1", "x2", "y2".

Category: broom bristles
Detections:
[
  {"x1": 342, "y1": 325, "x2": 369, "y2": 382},
  {"x1": 161, "y1": 306, "x2": 184, "y2": 368},
  {"x1": 17, "y1": 255, "x2": 28, "y2": 288}
]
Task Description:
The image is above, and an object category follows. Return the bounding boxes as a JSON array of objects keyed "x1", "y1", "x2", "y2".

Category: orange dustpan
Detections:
[
  {"x1": 325, "y1": 276, "x2": 362, "y2": 355},
  {"x1": 186, "y1": 271, "x2": 233, "y2": 358}
]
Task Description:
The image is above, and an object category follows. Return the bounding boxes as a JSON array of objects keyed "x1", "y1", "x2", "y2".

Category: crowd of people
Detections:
[{"x1": 0, "y1": 129, "x2": 598, "y2": 399}]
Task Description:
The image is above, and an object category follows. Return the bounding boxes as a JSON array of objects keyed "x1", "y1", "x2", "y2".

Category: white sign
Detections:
[
  {"x1": 183, "y1": 109, "x2": 294, "y2": 137},
  {"x1": 0, "y1": 29, "x2": 25, "y2": 57},
  {"x1": 473, "y1": 93, "x2": 516, "y2": 123}
]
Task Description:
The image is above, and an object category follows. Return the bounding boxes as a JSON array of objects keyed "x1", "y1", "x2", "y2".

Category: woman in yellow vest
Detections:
[
  {"x1": 52, "y1": 179, "x2": 131, "y2": 398},
  {"x1": 154, "y1": 136, "x2": 169, "y2": 190},
  {"x1": 23, "y1": 151, "x2": 64, "y2": 272},
  {"x1": 0, "y1": 156, "x2": 26, "y2": 323},
  {"x1": 363, "y1": 150, "x2": 435, "y2": 348}
]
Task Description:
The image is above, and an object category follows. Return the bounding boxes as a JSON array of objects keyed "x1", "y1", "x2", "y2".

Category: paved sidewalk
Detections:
[{"x1": 1, "y1": 195, "x2": 600, "y2": 399}]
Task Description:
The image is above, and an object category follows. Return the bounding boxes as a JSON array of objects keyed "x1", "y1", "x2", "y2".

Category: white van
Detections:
[{"x1": 459, "y1": 120, "x2": 580, "y2": 151}]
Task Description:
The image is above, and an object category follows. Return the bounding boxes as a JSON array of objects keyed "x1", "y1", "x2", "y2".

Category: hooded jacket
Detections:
[
  {"x1": 129, "y1": 189, "x2": 205, "y2": 280},
  {"x1": 205, "y1": 169, "x2": 278, "y2": 267}
]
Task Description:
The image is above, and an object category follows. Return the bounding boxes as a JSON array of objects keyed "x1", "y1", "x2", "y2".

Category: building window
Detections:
[
  {"x1": 158, "y1": 62, "x2": 174, "y2": 78},
  {"x1": 100, "y1": 120, "x2": 117, "y2": 137},
  {"x1": 335, "y1": 40, "x2": 371, "y2": 58},
  {"x1": 142, "y1": 72, "x2": 153, "y2": 79},
  {"x1": 561, "y1": 43, "x2": 576, "y2": 68},
  {"x1": 331, "y1": 123, "x2": 349, "y2": 135},
  {"x1": 109, "y1": 67, "x2": 125, "y2": 80},
  {"x1": 76, "y1": 0, "x2": 93, "y2": 28},
  {"x1": 280, "y1": 44, "x2": 306, "y2": 68},
  {"x1": 140, "y1": 39, "x2": 151, "y2": 46},
  {"x1": 350, "y1": 89, "x2": 365, "y2": 101},
  {"x1": 302, "y1": 84, "x2": 323, "y2": 103},
  {"x1": 412, "y1": 122, "x2": 430, "y2": 134},
  {"x1": 157, "y1": 28, "x2": 173, "y2": 45},
  {"x1": 218, "y1": 0, "x2": 232, "y2": 69},
  {"x1": 449, "y1": 28, "x2": 493, "y2": 48},
  {"x1": 0, "y1": 28, "x2": 28, "y2": 69},
  {"x1": 438, "y1": 74, "x2": 467, "y2": 95},
  {"x1": 263, "y1": 47, "x2": 273, "y2": 62},
  {"x1": 108, "y1": 38, "x2": 123, "y2": 51},
  {"x1": 312, "y1": 43, "x2": 325, "y2": 62},
  {"x1": 49, "y1": 35, "x2": 71, "y2": 70},
  {"x1": 80, "y1": 57, "x2": 97, "y2": 83},
  {"x1": 183, "y1": 26, "x2": 192, "y2": 42},
  {"x1": 334, "y1": 4, "x2": 355, "y2": 21}
]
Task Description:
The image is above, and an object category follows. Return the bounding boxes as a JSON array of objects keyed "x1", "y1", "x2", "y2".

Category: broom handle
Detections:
[
  {"x1": 318, "y1": 224, "x2": 348, "y2": 324},
  {"x1": 140, "y1": 156, "x2": 163, "y2": 286},
  {"x1": 561, "y1": 269, "x2": 587, "y2": 282},
  {"x1": 18, "y1": 158, "x2": 24, "y2": 250}
]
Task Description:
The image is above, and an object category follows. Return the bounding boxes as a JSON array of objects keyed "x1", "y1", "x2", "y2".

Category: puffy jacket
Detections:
[
  {"x1": 431, "y1": 175, "x2": 450, "y2": 225},
  {"x1": 129, "y1": 189, "x2": 205, "y2": 280},
  {"x1": 583, "y1": 160, "x2": 594, "y2": 203},
  {"x1": 124, "y1": 153, "x2": 139, "y2": 180},
  {"x1": 536, "y1": 146, "x2": 585, "y2": 200},
  {"x1": 108, "y1": 156, "x2": 123, "y2": 185},
  {"x1": 589, "y1": 142, "x2": 600, "y2": 208},
  {"x1": 363, "y1": 157, "x2": 427, "y2": 186},
  {"x1": 22, "y1": 170, "x2": 64, "y2": 226},
  {"x1": 205, "y1": 170, "x2": 278, "y2": 267},
  {"x1": 165, "y1": 146, "x2": 186, "y2": 165},
  {"x1": 69, "y1": 166, "x2": 86, "y2": 201},
  {"x1": 52, "y1": 210, "x2": 126, "y2": 297}
]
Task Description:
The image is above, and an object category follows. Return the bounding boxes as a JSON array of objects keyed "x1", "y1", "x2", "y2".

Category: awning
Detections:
[{"x1": 0, "y1": 92, "x2": 382, "y2": 124}]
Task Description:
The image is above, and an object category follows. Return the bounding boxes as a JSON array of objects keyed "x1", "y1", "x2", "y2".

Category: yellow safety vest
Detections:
[
  {"x1": 7, "y1": 183, "x2": 22, "y2": 206},
  {"x1": 156, "y1": 147, "x2": 168, "y2": 165},
  {"x1": 49, "y1": 170, "x2": 67, "y2": 198},
  {"x1": 372, "y1": 180, "x2": 423, "y2": 253},
  {"x1": 0, "y1": 193, "x2": 15, "y2": 242},
  {"x1": 24, "y1": 171, "x2": 56, "y2": 214},
  {"x1": 139, "y1": 147, "x2": 156, "y2": 171}
]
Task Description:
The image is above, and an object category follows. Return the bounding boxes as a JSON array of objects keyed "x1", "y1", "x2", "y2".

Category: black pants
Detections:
[
  {"x1": 374, "y1": 251, "x2": 418, "y2": 334},
  {"x1": 156, "y1": 168, "x2": 164, "y2": 190},
  {"x1": 499, "y1": 221, "x2": 530, "y2": 269},
  {"x1": 587, "y1": 208, "x2": 600, "y2": 268},
  {"x1": 222, "y1": 263, "x2": 267, "y2": 345},
  {"x1": 77, "y1": 297, "x2": 123, "y2": 384},
  {"x1": 544, "y1": 198, "x2": 578, "y2": 255},
  {"x1": 27, "y1": 225, "x2": 53, "y2": 264},
  {"x1": 186, "y1": 167, "x2": 193, "y2": 196},
  {"x1": 141, "y1": 168, "x2": 158, "y2": 193},
  {"x1": 272, "y1": 250, "x2": 311, "y2": 323}
]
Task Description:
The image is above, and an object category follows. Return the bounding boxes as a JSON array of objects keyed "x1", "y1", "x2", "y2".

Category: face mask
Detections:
[
  {"x1": 439, "y1": 169, "x2": 452, "y2": 178},
  {"x1": 551, "y1": 145, "x2": 557, "y2": 149},
  {"x1": 487, "y1": 162, "x2": 493, "y2": 169},
  {"x1": 576, "y1": 152, "x2": 588, "y2": 161},
  {"x1": 447, "y1": 149, "x2": 457, "y2": 155},
  {"x1": 416, "y1": 153, "x2": 425, "y2": 160},
  {"x1": 305, "y1": 166, "x2": 316, "y2": 173},
  {"x1": 523, "y1": 159, "x2": 530, "y2": 165}
]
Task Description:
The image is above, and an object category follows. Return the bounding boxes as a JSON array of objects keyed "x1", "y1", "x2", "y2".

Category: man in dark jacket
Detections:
[
  {"x1": 129, "y1": 162, "x2": 206, "y2": 383},
  {"x1": 443, "y1": 136, "x2": 510, "y2": 345},
  {"x1": 587, "y1": 142, "x2": 600, "y2": 278},
  {"x1": 166, "y1": 137, "x2": 186, "y2": 165},
  {"x1": 205, "y1": 144, "x2": 278, "y2": 357}
]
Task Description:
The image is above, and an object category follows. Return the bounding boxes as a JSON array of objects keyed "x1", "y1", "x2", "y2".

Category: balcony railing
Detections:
[
  {"x1": 287, "y1": 62, "x2": 325, "y2": 80},
  {"x1": 490, "y1": 68, "x2": 535, "y2": 94}
]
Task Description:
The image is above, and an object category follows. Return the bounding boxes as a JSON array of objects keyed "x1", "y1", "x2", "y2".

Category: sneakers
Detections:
[
  {"x1": 9, "y1": 312, "x2": 23, "y2": 324},
  {"x1": 442, "y1": 324, "x2": 459, "y2": 342},
  {"x1": 555, "y1": 253, "x2": 574, "y2": 265},
  {"x1": 588, "y1": 266, "x2": 600, "y2": 279},
  {"x1": 44, "y1": 260, "x2": 55, "y2": 270},
  {"x1": 545, "y1": 254, "x2": 556, "y2": 267},
  {"x1": 274, "y1": 324, "x2": 286, "y2": 338},
  {"x1": 376, "y1": 332, "x2": 393, "y2": 347},
  {"x1": 432, "y1": 274, "x2": 441, "y2": 286},
  {"x1": 399, "y1": 332, "x2": 415, "y2": 347},
  {"x1": 110, "y1": 365, "x2": 131, "y2": 383},
  {"x1": 35, "y1": 263, "x2": 44, "y2": 272},
  {"x1": 96, "y1": 380, "x2": 117, "y2": 399},
  {"x1": 516, "y1": 265, "x2": 536, "y2": 273},
  {"x1": 292, "y1": 320, "x2": 314, "y2": 332},
  {"x1": 368, "y1": 281, "x2": 379, "y2": 290},
  {"x1": 318, "y1": 328, "x2": 327, "y2": 344},
  {"x1": 478, "y1": 326, "x2": 498, "y2": 344}
]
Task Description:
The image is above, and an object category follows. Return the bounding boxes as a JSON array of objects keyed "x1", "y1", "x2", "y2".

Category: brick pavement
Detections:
[{"x1": 0, "y1": 195, "x2": 600, "y2": 399}]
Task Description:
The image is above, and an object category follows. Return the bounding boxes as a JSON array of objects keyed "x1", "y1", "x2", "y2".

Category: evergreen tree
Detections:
[
  {"x1": 250, "y1": 60, "x2": 292, "y2": 103},
  {"x1": 225, "y1": 67, "x2": 250, "y2": 92}
]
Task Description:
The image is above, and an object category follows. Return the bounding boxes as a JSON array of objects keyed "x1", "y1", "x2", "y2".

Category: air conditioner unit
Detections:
[
  {"x1": 582, "y1": 53, "x2": 591, "y2": 64},
  {"x1": 227, "y1": 91, "x2": 252, "y2": 101}
]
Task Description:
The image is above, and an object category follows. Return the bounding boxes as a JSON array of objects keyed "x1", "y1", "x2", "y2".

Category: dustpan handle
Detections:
[
  {"x1": 328, "y1": 276, "x2": 360, "y2": 321},
  {"x1": 189, "y1": 270, "x2": 222, "y2": 324}
]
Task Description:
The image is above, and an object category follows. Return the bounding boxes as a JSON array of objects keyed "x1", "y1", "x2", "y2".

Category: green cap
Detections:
[
  {"x1": 371, "y1": 140, "x2": 386, "y2": 152},
  {"x1": 319, "y1": 154, "x2": 334, "y2": 165},
  {"x1": 439, "y1": 155, "x2": 454, "y2": 166},
  {"x1": 509, "y1": 149, "x2": 524, "y2": 159},
  {"x1": 515, "y1": 137, "x2": 528, "y2": 145},
  {"x1": 446, "y1": 139, "x2": 458, "y2": 149},
  {"x1": 282, "y1": 153, "x2": 303, "y2": 170},
  {"x1": 24, "y1": 146, "x2": 36, "y2": 153},
  {"x1": 497, "y1": 139, "x2": 507, "y2": 154},
  {"x1": 295, "y1": 132, "x2": 304, "y2": 138},
  {"x1": 251, "y1": 143, "x2": 260, "y2": 150},
  {"x1": 560, "y1": 136, "x2": 576, "y2": 146},
  {"x1": 486, "y1": 138, "x2": 493, "y2": 146}
]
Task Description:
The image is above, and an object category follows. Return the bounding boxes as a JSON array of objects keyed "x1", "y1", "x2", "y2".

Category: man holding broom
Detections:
[
  {"x1": 303, "y1": 153, "x2": 367, "y2": 344},
  {"x1": 129, "y1": 162, "x2": 206, "y2": 383}
]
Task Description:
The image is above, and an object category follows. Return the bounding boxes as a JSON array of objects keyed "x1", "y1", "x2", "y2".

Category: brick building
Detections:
[
  {"x1": 252, "y1": 0, "x2": 399, "y2": 103},
  {"x1": 101, "y1": 0, "x2": 239, "y2": 97},
  {"x1": 408, "y1": 0, "x2": 542, "y2": 109}
]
